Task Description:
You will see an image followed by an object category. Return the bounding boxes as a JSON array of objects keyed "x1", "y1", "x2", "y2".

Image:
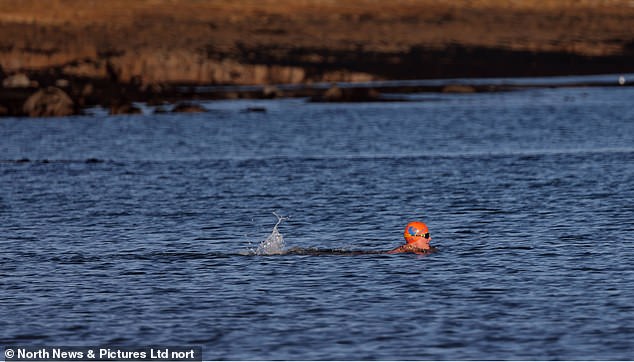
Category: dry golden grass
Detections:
[
  {"x1": 1, "y1": 0, "x2": 634, "y2": 82},
  {"x1": 1, "y1": 0, "x2": 633, "y2": 55},
  {"x1": 1, "y1": 0, "x2": 632, "y2": 21}
]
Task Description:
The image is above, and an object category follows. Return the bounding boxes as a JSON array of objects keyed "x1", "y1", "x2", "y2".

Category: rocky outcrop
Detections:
[
  {"x1": 3, "y1": 73, "x2": 33, "y2": 88},
  {"x1": 7, "y1": 43, "x2": 633, "y2": 88},
  {"x1": 22, "y1": 87, "x2": 75, "y2": 117}
]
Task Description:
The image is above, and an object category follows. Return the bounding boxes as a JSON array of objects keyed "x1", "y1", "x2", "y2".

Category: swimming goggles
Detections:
[{"x1": 411, "y1": 232, "x2": 430, "y2": 239}]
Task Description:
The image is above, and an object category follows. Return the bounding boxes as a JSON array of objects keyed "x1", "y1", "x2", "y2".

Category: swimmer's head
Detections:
[{"x1": 404, "y1": 221, "x2": 430, "y2": 244}]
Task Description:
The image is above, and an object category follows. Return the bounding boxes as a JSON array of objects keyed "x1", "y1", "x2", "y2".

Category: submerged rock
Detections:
[
  {"x1": 323, "y1": 85, "x2": 344, "y2": 101},
  {"x1": 22, "y1": 87, "x2": 75, "y2": 117},
  {"x1": 85, "y1": 158, "x2": 104, "y2": 164},
  {"x1": 171, "y1": 102, "x2": 206, "y2": 113},
  {"x1": 311, "y1": 85, "x2": 382, "y2": 102},
  {"x1": 243, "y1": 106, "x2": 267, "y2": 113},
  {"x1": 262, "y1": 85, "x2": 283, "y2": 99},
  {"x1": 110, "y1": 103, "x2": 142, "y2": 115},
  {"x1": 442, "y1": 84, "x2": 477, "y2": 93}
]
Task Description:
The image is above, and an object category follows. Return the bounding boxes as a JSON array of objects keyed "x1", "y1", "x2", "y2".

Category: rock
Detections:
[
  {"x1": 3, "y1": 73, "x2": 31, "y2": 88},
  {"x1": 223, "y1": 92, "x2": 240, "y2": 100},
  {"x1": 55, "y1": 79, "x2": 70, "y2": 88},
  {"x1": 81, "y1": 83, "x2": 94, "y2": 97},
  {"x1": 171, "y1": 102, "x2": 206, "y2": 113},
  {"x1": 85, "y1": 158, "x2": 104, "y2": 164},
  {"x1": 22, "y1": 87, "x2": 75, "y2": 117},
  {"x1": 243, "y1": 106, "x2": 267, "y2": 113},
  {"x1": 441, "y1": 84, "x2": 476, "y2": 93},
  {"x1": 360, "y1": 88, "x2": 381, "y2": 100},
  {"x1": 311, "y1": 85, "x2": 382, "y2": 102},
  {"x1": 262, "y1": 85, "x2": 283, "y2": 98},
  {"x1": 323, "y1": 85, "x2": 343, "y2": 101},
  {"x1": 146, "y1": 99, "x2": 168, "y2": 107},
  {"x1": 110, "y1": 103, "x2": 142, "y2": 115},
  {"x1": 130, "y1": 75, "x2": 143, "y2": 87},
  {"x1": 147, "y1": 83, "x2": 163, "y2": 94}
]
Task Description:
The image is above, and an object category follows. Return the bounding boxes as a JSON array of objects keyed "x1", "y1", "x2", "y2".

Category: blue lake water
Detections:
[{"x1": 1, "y1": 84, "x2": 634, "y2": 360}]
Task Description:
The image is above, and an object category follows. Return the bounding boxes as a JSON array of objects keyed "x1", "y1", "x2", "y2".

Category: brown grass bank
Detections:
[{"x1": 1, "y1": 0, "x2": 634, "y2": 85}]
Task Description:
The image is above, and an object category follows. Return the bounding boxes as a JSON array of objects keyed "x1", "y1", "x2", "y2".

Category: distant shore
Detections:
[
  {"x1": 2, "y1": 0, "x2": 634, "y2": 116},
  {"x1": 2, "y1": 72, "x2": 632, "y2": 118}
]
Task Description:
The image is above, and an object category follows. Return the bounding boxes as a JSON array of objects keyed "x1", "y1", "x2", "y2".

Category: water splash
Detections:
[
  {"x1": 254, "y1": 212, "x2": 289, "y2": 255},
  {"x1": 243, "y1": 213, "x2": 387, "y2": 256}
]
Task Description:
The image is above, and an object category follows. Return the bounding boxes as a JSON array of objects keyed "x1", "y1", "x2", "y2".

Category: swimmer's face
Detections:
[{"x1": 409, "y1": 234, "x2": 432, "y2": 248}]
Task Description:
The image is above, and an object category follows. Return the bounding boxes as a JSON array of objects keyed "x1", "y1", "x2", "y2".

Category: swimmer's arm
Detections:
[
  {"x1": 414, "y1": 246, "x2": 438, "y2": 255},
  {"x1": 387, "y1": 245, "x2": 408, "y2": 254},
  {"x1": 387, "y1": 245, "x2": 438, "y2": 254}
]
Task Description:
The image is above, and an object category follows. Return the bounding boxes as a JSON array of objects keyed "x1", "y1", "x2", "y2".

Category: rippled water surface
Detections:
[{"x1": 2, "y1": 85, "x2": 634, "y2": 360}]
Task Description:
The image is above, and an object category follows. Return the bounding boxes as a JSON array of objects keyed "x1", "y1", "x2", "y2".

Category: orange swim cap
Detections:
[{"x1": 404, "y1": 221, "x2": 429, "y2": 244}]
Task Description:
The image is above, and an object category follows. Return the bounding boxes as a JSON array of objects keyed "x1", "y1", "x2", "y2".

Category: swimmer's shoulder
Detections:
[
  {"x1": 423, "y1": 246, "x2": 439, "y2": 254},
  {"x1": 387, "y1": 245, "x2": 438, "y2": 255}
]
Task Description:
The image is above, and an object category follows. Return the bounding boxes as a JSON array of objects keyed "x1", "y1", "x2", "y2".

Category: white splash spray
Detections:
[{"x1": 254, "y1": 212, "x2": 289, "y2": 255}]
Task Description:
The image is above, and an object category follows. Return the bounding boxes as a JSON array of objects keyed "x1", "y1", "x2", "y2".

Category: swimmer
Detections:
[{"x1": 388, "y1": 221, "x2": 437, "y2": 255}]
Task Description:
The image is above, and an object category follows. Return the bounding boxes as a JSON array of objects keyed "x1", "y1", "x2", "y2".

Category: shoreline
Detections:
[
  {"x1": 3, "y1": 0, "x2": 634, "y2": 116},
  {"x1": 1, "y1": 71, "x2": 632, "y2": 118}
]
